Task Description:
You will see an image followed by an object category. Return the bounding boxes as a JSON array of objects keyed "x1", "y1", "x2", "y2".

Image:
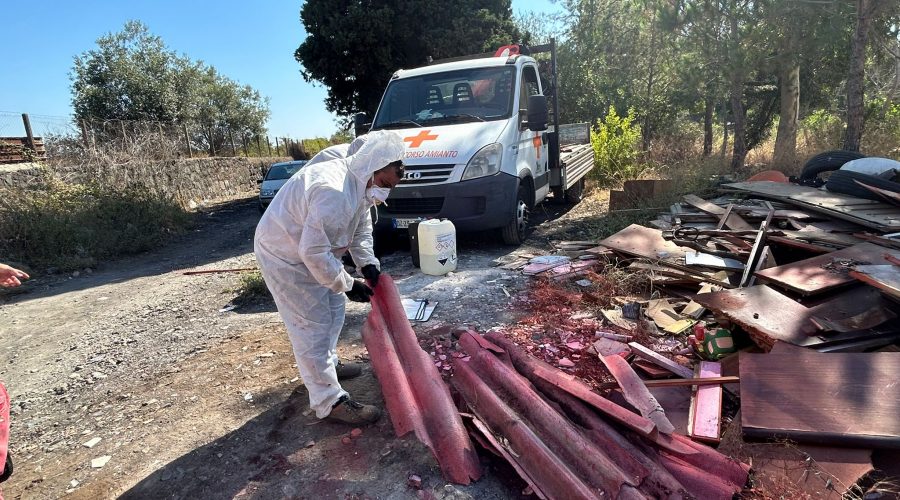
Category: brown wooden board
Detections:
[
  {"x1": 739, "y1": 349, "x2": 900, "y2": 448},
  {"x1": 601, "y1": 224, "x2": 734, "y2": 288},
  {"x1": 692, "y1": 285, "x2": 889, "y2": 350},
  {"x1": 850, "y1": 264, "x2": 900, "y2": 300},
  {"x1": 722, "y1": 181, "x2": 900, "y2": 230},
  {"x1": 755, "y1": 242, "x2": 900, "y2": 296}
]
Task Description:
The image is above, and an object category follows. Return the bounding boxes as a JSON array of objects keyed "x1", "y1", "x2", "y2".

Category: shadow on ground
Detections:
[{"x1": 119, "y1": 378, "x2": 516, "y2": 500}]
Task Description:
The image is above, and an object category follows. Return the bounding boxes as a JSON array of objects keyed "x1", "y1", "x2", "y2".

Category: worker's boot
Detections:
[
  {"x1": 327, "y1": 396, "x2": 381, "y2": 425},
  {"x1": 335, "y1": 362, "x2": 362, "y2": 380}
]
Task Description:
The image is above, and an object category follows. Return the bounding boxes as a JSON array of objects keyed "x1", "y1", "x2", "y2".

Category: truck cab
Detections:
[{"x1": 367, "y1": 42, "x2": 592, "y2": 244}]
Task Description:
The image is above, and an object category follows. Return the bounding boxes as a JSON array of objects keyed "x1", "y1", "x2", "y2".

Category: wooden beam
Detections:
[
  {"x1": 597, "y1": 376, "x2": 740, "y2": 390},
  {"x1": 628, "y1": 342, "x2": 694, "y2": 378}
]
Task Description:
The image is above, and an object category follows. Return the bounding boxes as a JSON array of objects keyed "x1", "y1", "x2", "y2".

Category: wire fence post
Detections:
[
  {"x1": 256, "y1": 135, "x2": 262, "y2": 157},
  {"x1": 229, "y1": 129, "x2": 237, "y2": 156},
  {"x1": 21, "y1": 113, "x2": 35, "y2": 150},
  {"x1": 266, "y1": 136, "x2": 272, "y2": 156}
]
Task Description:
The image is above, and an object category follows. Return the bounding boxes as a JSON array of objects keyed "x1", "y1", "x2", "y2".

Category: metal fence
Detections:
[{"x1": 0, "y1": 111, "x2": 319, "y2": 164}]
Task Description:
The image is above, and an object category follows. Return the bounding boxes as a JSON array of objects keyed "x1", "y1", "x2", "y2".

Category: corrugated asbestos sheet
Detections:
[{"x1": 361, "y1": 275, "x2": 481, "y2": 484}]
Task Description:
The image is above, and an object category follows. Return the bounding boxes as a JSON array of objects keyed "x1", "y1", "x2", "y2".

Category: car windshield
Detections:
[
  {"x1": 371, "y1": 66, "x2": 515, "y2": 129},
  {"x1": 265, "y1": 162, "x2": 306, "y2": 180}
]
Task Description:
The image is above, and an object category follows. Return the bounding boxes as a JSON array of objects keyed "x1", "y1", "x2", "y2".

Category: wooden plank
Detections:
[
  {"x1": 685, "y1": 251, "x2": 744, "y2": 270},
  {"x1": 627, "y1": 342, "x2": 694, "y2": 378},
  {"x1": 850, "y1": 264, "x2": 900, "y2": 300},
  {"x1": 683, "y1": 194, "x2": 726, "y2": 215},
  {"x1": 685, "y1": 196, "x2": 756, "y2": 229},
  {"x1": 688, "y1": 362, "x2": 723, "y2": 443},
  {"x1": 601, "y1": 225, "x2": 734, "y2": 288},
  {"x1": 600, "y1": 354, "x2": 676, "y2": 434},
  {"x1": 756, "y1": 242, "x2": 900, "y2": 296},
  {"x1": 643, "y1": 376, "x2": 739, "y2": 388},
  {"x1": 723, "y1": 181, "x2": 900, "y2": 230},
  {"x1": 740, "y1": 350, "x2": 900, "y2": 448}
]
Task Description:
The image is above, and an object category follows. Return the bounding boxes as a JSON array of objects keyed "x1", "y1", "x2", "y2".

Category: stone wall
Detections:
[{"x1": 0, "y1": 156, "x2": 291, "y2": 208}]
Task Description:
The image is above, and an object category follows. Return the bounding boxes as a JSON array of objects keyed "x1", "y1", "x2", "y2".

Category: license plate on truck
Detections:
[{"x1": 392, "y1": 218, "x2": 417, "y2": 229}]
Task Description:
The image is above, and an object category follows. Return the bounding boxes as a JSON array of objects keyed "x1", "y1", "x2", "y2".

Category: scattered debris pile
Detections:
[
  {"x1": 483, "y1": 180, "x2": 900, "y2": 497},
  {"x1": 453, "y1": 331, "x2": 750, "y2": 499}
]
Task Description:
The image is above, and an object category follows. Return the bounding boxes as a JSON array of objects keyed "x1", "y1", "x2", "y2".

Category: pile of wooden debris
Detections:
[{"x1": 482, "y1": 180, "x2": 900, "y2": 498}]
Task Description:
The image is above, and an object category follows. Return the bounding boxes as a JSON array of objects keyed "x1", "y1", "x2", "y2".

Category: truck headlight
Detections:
[
  {"x1": 260, "y1": 189, "x2": 275, "y2": 197},
  {"x1": 462, "y1": 143, "x2": 503, "y2": 181}
]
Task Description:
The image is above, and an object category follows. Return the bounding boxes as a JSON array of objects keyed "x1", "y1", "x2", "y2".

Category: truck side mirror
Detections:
[
  {"x1": 353, "y1": 113, "x2": 371, "y2": 137},
  {"x1": 526, "y1": 95, "x2": 548, "y2": 131}
]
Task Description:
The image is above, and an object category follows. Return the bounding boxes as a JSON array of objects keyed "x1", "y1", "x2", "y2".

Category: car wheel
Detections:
[
  {"x1": 500, "y1": 187, "x2": 530, "y2": 245},
  {"x1": 258, "y1": 202, "x2": 266, "y2": 214},
  {"x1": 799, "y1": 150, "x2": 866, "y2": 180}
]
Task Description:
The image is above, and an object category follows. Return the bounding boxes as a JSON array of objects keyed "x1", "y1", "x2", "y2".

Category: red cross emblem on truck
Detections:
[{"x1": 403, "y1": 130, "x2": 439, "y2": 148}]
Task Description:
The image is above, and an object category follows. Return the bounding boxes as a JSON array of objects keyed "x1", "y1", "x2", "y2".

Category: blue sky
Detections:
[{"x1": 0, "y1": 0, "x2": 563, "y2": 140}]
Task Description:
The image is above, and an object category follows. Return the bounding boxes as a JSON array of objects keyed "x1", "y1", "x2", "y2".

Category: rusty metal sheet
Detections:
[{"x1": 755, "y1": 242, "x2": 900, "y2": 296}]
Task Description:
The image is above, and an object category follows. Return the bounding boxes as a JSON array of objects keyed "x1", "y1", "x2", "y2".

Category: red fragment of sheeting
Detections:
[
  {"x1": 0, "y1": 382, "x2": 9, "y2": 477},
  {"x1": 361, "y1": 274, "x2": 481, "y2": 485}
]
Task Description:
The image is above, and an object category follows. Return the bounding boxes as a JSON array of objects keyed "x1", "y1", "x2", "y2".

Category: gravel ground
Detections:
[{"x1": 0, "y1": 190, "x2": 605, "y2": 499}]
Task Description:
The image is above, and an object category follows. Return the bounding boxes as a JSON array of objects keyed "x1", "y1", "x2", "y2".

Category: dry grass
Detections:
[{"x1": 0, "y1": 165, "x2": 190, "y2": 271}]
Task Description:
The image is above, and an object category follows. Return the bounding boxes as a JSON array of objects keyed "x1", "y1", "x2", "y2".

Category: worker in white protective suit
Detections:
[{"x1": 254, "y1": 130, "x2": 405, "y2": 425}]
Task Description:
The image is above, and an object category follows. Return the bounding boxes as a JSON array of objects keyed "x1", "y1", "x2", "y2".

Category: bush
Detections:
[
  {"x1": 237, "y1": 270, "x2": 270, "y2": 298},
  {"x1": 0, "y1": 171, "x2": 190, "y2": 271},
  {"x1": 590, "y1": 106, "x2": 645, "y2": 186}
]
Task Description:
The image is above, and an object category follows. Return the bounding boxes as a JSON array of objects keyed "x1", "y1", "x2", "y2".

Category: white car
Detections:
[{"x1": 258, "y1": 160, "x2": 307, "y2": 212}]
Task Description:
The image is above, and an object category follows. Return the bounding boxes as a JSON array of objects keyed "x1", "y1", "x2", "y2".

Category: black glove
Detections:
[
  {"x1": 361, "y1": 264, "x2": 380, "y2": 287},
  {"x1": 345, "y1": 280, "x2": 374, "y2": 302}
]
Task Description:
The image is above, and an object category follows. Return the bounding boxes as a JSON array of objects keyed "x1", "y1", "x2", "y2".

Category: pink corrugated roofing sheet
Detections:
[{"x1": 361, "y1": 274, "x2": 481, "y2": 484}]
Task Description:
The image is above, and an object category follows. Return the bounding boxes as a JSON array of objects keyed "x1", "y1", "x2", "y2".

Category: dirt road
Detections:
[{"x1": 0, "y1": 192, "x2": 603, "y2": 499}]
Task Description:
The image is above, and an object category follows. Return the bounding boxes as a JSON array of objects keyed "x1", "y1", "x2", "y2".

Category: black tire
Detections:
[
  {"x1": 258, "y1": 202, "x2": 266, "y2": 214},
  {"x1": 826, "y1": 170, "x2": 900, "y2": 201},
  {"x1": 500, "y1": 187, "x2": 530, "y2": 245},
  {"x1": 565, "y1": 178, "x2": 586, "y2": 204},
  {"x1": 799, "y1": 150, "x2": 866, "y2": 180}
]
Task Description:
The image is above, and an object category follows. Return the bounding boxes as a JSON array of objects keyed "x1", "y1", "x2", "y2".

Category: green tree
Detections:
[
  {"x1": 71, "y1": 20, "x2": 270, "y2": 153},
  {"x1": 295, "y1": 0, "x2": 525, "y2": 118}
]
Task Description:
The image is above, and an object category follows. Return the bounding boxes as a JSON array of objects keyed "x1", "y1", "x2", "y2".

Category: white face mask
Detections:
[{"x1": 366, "y1": 186, "x2": 391, "y2": 204}]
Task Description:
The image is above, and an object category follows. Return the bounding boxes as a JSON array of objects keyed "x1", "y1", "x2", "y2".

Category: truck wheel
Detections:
[
  {"x1": 500, "y1": 187, "x2": 530, "y2": 245},
  {"x1": 565, "y1": 178, "x2": 586, "y2": 203}
]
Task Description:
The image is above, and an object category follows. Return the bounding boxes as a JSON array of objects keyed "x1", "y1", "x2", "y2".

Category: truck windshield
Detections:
[{"x1": 372, "y1": 66, "x2": 516, "y2": 129}]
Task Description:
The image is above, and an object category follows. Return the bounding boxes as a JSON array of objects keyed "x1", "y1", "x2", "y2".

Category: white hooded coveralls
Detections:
[{"x1": 253, "y1": 131, "x2": 404, "y2": 417}]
